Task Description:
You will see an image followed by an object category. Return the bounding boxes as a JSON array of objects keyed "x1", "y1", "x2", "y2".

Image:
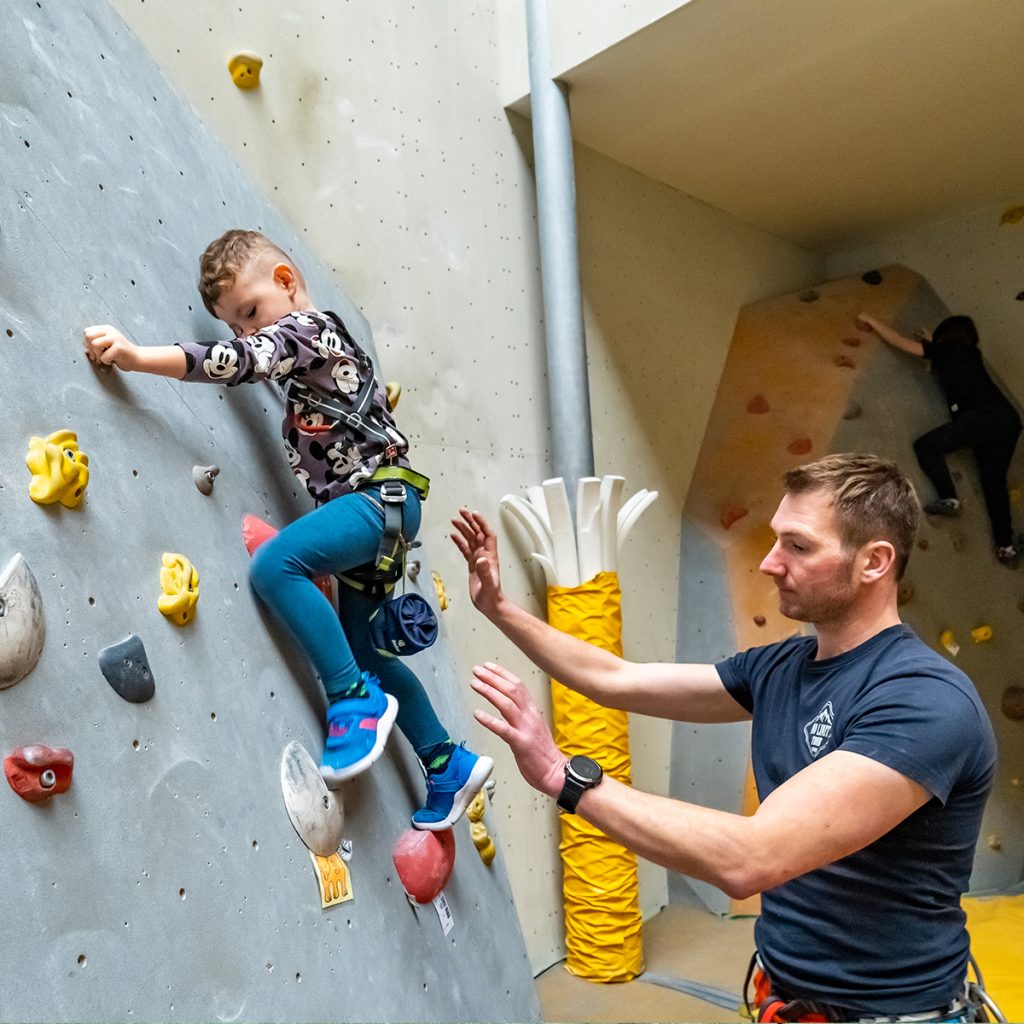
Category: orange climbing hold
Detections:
[
  {"x1": 787, "y1": 439, "x2": 812, "y2": 456},
  {"x1": 746, "y1": 394, "x2": 770, "y2": 415},
  {"x1": 720, "y1": 506, "x2": 748, "y2": 531},
  {"x1": 241, "y1": 515, "x2": 333, "y2": 600}
]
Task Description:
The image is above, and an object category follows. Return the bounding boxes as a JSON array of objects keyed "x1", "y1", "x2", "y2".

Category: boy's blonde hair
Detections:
[{"x1": 198, "y1": 229, "x2": 294, "y2": 316}]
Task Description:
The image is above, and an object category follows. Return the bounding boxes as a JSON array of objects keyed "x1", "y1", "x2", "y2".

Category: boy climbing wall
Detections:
[{"x1": 83, "y1": 229, "x2": 492, "y2": 830}]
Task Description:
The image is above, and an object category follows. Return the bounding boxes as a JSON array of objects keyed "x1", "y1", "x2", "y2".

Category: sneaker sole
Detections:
[
  {"x1": 412, "y1": 755, "x2": 495, "y2": 832},
  {"x1": 319, "y1": 694, "x2": 399, "y2": 789}
]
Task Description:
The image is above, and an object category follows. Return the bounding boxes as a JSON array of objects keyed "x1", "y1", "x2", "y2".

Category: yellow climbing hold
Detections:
[
  {"x1": 227, "y1": 51, "x2": 263, "y2": 90},
  {"x1": 1000, "y1": 205, "x2": 1024, "y2": 226},
  {"x1": 384, "y1": 381, "x2": 401, "y2": 410},
  {"x1": 939, "y1": 629, "x2": 960, "y2": 657},
  {"x1": 26, "y1": 430, "x2": 90, "y2": 508},
  {"x1": 970, "y1": 625, "x2": 993, "y2": 644},
  {"x1": 158, "y1": 553, "x2": 199, "y2": 626},
  {"x1": 467, "y1": 791, "x2": 495, "y2": 866},
  {"x1": 432, "y1": 570, "x2": 449, "y2": 611}
]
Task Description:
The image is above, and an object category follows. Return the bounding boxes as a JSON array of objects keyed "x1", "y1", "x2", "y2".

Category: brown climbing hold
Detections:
[
  {"x1": 720, "y1": 506, "x2": 748, "y2": 531},
  {"x1": 799, "y1": 290, "x2": 820, "y2": 303},
  {"x1": 842, "y1": 402, "x2": 862, "y2": 421},
  {"x1": 787, "y1": 439, "x2": 812, "y2": 456},
  {"x1": 747, "y1": 394, "x2": 770, "y2": 415},
  {"x1": 897, "y1": 581, "x2": 914, "y2": 606},
  {"x1": 753, "y1": 615, "x2": 766, "y2": 627},
  {"x1": 1000, "y1": 206, "x2": 1024, "y2": 226},
  {"x1": 951, "y1": 530, "x2": 967, "y2": 553},
  {"x1": 856, "y1": 319, "x2": 873, "y2": 333},
  {"x1": 841, "y1": 337, "x2": 862, "y2": 348},
  {"x1": 918, "y1": 538, "x2": 929, "y2": 551},
  {"x1": 834, "y1": 355, "x2": 856, "y2": 369},
  {"x1": 1001, "y1": 686, "x2": 1024, "y2": 720}
]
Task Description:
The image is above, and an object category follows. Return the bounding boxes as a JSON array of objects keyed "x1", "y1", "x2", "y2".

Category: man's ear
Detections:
[
  {"x1": 272, "y1": 262, "x2": 297, "y2": 296},
  {"x1": 861, "y1": 540, "x2": 897, "y2": 582}
]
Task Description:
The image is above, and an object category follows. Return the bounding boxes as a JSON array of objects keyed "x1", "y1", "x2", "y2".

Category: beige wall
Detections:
[
  {"x1": 498, "y1": 0, "x2": 690, "y2": 104},
  {"x1": 107, "y1": 0, "x2": 820, "y2": 971},
  {"x1": 827, "y1": 205, "x2": 1024, "y2": 396}
]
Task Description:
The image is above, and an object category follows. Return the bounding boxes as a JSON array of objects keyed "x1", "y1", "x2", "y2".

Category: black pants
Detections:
[{"x1": 913, "y1": 405, "x2": 1022, "y2": 548}]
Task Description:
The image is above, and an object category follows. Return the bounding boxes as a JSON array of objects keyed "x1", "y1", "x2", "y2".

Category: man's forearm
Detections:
[{"x1": 485, "y1": 596, "x2": 627, "y2": 702}]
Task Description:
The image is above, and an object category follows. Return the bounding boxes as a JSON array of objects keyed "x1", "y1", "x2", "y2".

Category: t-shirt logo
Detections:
[{"x1": 803, "y1": 701, "x2": 834, "y2": 758}]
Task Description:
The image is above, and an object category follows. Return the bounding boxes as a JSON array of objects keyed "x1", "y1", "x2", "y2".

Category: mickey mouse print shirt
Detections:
[{"x1": 177, "y1": 310, "x2": 411, "y2": 504}]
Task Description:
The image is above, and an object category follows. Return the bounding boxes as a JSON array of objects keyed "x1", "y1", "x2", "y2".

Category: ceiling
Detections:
[{"x1": 516, "y1": 0, "x2": 1024, "y2": 253}]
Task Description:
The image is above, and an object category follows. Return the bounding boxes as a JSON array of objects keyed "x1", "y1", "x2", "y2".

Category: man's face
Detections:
[
  {"x1": 760, "y1": 489, "x2": 861, "y2": 626},
  {"x1": 213, "y1": 260, "x2": 297, "y2": 337}
]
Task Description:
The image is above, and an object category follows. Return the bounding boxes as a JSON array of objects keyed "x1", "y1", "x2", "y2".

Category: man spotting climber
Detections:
[{"x1": 452, "y1": 453, "x2": 996, "y2": 1023}]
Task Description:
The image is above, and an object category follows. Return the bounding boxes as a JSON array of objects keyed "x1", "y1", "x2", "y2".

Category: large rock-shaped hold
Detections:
[
  {"x1": 98, "y1": 634, "x2": 155, "y2": 703},
  {"x1": 0, "y1": 554, "x2": 45, "y2": 689},
  {"x1": 392, "y1": 827, "x2": 456, "y2": 903},
  {"x1": 280, "y1": 741, "x2": 344, "y2": 856}
]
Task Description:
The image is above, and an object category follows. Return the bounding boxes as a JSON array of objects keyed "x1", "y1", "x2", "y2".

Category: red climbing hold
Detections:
[
  {"x1": 834, "y1": 355, "x2": 856, "y2": 369},
  {"x1": 5, "y1": 745, "x2": 73, "y2": 802},
  {"x1": 720, "y1": 506, "x2": 748, "y2": 531},
  {"x1": 753, "y1": 615, "x2": 766, "y2": 627},
  {"x1": 392, "y1": 826, "x2": 456, "y2": 903},
  {"x1": 746, "y1": 394, "x2": 770, "y2": 415},
  {"x1": 787, "y1": 439, "x2": 812, "y2": 456},
  {"x1": 241, "y1": 515, "x2": 333, "y2": 600}
]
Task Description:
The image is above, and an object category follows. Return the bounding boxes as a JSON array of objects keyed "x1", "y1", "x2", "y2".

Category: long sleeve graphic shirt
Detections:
[{"x1": 177, "y1": 309, "x2": 410, "y2": 503}]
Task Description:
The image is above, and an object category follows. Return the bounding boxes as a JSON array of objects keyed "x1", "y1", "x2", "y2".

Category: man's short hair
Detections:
[
  {"x1": 198, "y1": 229, "x2": 293, "y2": 316},
  {"x1": 783, "y1": 453, "x2": 920, "y2": 580}
]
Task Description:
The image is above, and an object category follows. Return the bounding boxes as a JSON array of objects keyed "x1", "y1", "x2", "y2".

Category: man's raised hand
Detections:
[{"x1": 450, "y1": 508, "x2": 505, "y2": 618}]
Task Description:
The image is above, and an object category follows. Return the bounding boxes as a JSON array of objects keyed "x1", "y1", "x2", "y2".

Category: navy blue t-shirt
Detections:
[{"x1": 717, "y1": 624, "x2": 995, "y2": 1015}]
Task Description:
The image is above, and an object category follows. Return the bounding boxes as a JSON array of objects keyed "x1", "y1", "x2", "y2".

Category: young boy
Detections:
[{"x1": 84, "y1": 230, "x2": 492, "y2": 830}]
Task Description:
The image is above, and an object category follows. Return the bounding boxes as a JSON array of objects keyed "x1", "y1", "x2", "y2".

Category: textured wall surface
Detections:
[{"x1": 0, "y1": 2, "x2": 538, "y2": 1020}]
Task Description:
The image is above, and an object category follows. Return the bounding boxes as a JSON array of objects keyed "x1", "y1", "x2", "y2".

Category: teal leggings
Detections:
[{"x1": 249, "y1": 484, "x2": 448, "y2": 758}]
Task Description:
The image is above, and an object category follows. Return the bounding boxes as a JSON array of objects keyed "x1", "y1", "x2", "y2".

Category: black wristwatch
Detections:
[{"x1": 556, "y1": 755, "x2": 603, "y2": 814}]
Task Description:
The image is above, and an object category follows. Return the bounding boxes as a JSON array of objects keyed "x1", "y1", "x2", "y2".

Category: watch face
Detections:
[{"x1": 567, "y1": 755, "x2": 602, "y2": 784}]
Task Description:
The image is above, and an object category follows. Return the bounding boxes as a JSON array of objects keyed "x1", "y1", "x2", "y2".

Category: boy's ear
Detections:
[{"x1": 272, "y1": 262, "x2": 297, "y2": 294}]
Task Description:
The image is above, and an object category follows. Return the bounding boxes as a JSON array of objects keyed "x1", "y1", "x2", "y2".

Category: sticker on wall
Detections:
[
  {"x1": 310, "y1": 849, "x2": 353, "y2": 908},
  {"x1": 0, "y1": 553, "x2": 46, "y2": 689},
  {"x1": 26, "y1": 430, "x2": 90, "y2": 507}
]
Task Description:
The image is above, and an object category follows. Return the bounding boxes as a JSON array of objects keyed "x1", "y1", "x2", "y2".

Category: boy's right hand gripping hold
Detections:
[
  {"x1": 450, "y1": 509, "x2": 505, "y2": 619},
  {"x1": 83, "y1": 324, "x2": 138, "y2": 371}
]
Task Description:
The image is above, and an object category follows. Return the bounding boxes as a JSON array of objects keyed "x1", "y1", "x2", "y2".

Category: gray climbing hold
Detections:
[
  {"x1": 0, "y1": 553, "x2": 45, "y2": 689},
  {"x1": 192, "y1": 464, "x2": 220, "y2": 495},
  {"x1": 280, "y1": 741, "x2": 344, "y2": 856},
  {"x1": 98, "y1": 634, "x2": 155, "y2": 702}
]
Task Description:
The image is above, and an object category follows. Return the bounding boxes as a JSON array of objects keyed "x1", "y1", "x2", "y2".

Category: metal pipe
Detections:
[{"x1": 525, "y1": 0, "x2": 595, "y2": 503}]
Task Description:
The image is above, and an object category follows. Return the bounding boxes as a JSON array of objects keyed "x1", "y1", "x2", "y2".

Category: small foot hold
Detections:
[
  {"x1": 192, "y1": 464, "x2": 219, "y2": 495},
  {"x1": 5, "y1": 745, "x2": 73, "y2": 801},
  {"x1": 98, "y1": 634, "x2": 155, "y2": 702}
]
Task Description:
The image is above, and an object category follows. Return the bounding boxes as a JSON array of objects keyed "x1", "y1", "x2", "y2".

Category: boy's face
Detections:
[{"x1": 213, "y1": 259, "x2": 300, "y2": 337}]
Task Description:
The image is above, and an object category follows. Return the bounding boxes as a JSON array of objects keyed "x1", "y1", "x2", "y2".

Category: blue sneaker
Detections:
[
  {"x1": 319, "y1": 674, "x2": 398, "y2": 789},
  {"x1": 411, "y1": 743, "x2": 494, "y2": 831}
]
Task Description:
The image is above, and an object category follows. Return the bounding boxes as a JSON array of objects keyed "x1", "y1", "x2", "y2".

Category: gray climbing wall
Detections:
[{"x1": 0, "y1": 2, "x2": 539, "y2": 1021}]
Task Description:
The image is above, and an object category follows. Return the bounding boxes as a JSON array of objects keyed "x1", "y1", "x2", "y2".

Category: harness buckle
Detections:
[
  {"x1": 383, "y1": 443, "x2": 399, "y2": 461},
  {"x1": 379, "y1": 479, "x2": 407, "y2": 505}
]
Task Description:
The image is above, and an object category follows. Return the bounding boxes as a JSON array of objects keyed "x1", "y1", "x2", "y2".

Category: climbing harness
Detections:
[{"x1": 743, "y1": 953, "x2": 1007, "y2": 1023}]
